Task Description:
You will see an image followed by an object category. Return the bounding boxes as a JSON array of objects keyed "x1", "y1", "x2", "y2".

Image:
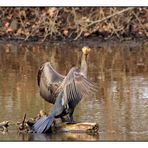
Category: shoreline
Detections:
[{"x1": 0, "y1": 34, "x2": 147, "y2": 44}]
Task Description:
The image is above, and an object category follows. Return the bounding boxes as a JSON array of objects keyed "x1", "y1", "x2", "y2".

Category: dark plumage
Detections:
[
  {"x1": 37, "y1": 62, "x2": 64, "y2": 104},
  {"x1": 32, "y1": 47, "x2": 97, "y2": 133}
]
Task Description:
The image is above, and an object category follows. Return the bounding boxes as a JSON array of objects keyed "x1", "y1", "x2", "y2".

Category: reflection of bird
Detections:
[{"x1": 32, "y1": 47, "x2": 97, "y2": 133}]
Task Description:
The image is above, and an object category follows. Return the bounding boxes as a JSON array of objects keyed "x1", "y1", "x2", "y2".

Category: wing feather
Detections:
[
  {"x1": 58, "y1": 67, "x2": 97, "y2": 106},
  {"x1": 38, "y1": 62, "x2": 65, "y2": 88}
]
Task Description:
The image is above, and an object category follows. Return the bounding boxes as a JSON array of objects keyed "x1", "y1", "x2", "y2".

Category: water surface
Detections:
[{"x1": 0, "y1": 40, "x2": 148, "y2": 141}]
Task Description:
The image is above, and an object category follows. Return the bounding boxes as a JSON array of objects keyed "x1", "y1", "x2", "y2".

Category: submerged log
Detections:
[
  {"x1": 56, "y1": 122, "x2": 99, "y2": 134},
  {"x1": 27, "y1": 110, "x2": 99, "y2": 134},
  {"x1": 0, "y1": 121, "x2": 9, "y2": 132},
  {"x1": 30, "y1": 110, "x2": 99, "y2": 134},
  {"x1": 0, "y1": 110, "x2": 99, "y2": 135}
]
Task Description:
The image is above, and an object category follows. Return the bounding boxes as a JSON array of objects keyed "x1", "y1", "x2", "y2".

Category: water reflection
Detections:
[
  {"x1": 0, "y1": 41, "x2": 148, "y2": 141},
  {"x1": 27, "y1": 133, "x2": 99, "y2": 141}
]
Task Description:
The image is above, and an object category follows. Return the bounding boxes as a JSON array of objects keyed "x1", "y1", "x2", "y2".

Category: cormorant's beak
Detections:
[{"x1": 82, "y1": 46, "x2": 91, "y2": 60}]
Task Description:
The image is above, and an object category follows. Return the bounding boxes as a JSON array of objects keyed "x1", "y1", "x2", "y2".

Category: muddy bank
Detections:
[{"x1": 0, "y1": 36, "x2": 147, "y2": 53}]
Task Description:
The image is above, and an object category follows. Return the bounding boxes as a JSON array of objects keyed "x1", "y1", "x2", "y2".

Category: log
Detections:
[
  {"x1": 0, "y1": 121, "x2": 9, "y2": 132},
  {"x1": 0, "y1": 110, "x2": 99, "y2": 135},
  {"x1": 56, "y1": 122, "x2": 99, "y2": 134},
  {"x1": 26, "y1": 111, "x2": 99, "y2": 134}
]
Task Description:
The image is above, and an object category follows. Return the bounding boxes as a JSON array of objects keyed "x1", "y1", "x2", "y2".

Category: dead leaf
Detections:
[
  {"x1": 63, "y1": 29, "x2": 68, "y2": 36},
  {"x1": 6, "y1": 28, "x2": 13, "y2": 32},
  {"x1": 10, "y1": 19, "x2": 18, "y2": 31},
  {"x1": 84, "y1": 32, "x2": 90, "y2": 37},
  {"x1": 16, "y1": 28, "x2": 22, "y2": 35},
  {"x1": 47, "y1": 7, "x2": 57, "y2": 17},
  {"x1": 5, "y1": 22, "x2": 9, "y2": 28}
]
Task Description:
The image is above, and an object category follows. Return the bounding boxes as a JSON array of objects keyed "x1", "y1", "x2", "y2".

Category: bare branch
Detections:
[{"x1": 87, "y1": 7, "x2": 135, "y2": 28}]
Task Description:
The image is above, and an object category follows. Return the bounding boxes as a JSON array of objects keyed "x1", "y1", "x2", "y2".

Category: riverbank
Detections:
[{"x1": 0, "y1": 7, "x2": 147, "y2": 42}]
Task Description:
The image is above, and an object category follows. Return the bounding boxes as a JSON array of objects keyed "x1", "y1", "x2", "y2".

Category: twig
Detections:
[
  {"x1": 0, "y1": 121, "x2": 9, "y2": 132},
  {"x1": 132, "y1": 11, "x2": 148, "y2": 37},
  {"x1": 0, "y1": 121, "x2": 9, "y2": 128},
  {"x1": 19, "y1": 113, "x2": 27, "y2": 130},
  {"x1": 22, "y1": 113, "x2": 26, "y2": 125},
  {"x1": 87, "y1": 7, "x2": 135, "y2": 28},
  {"x1": 74, "y1": 30, "x2": 83, "y2": 40},
  {"x1": 74, "y1": 7, "x2": 135, "y2": 40}
]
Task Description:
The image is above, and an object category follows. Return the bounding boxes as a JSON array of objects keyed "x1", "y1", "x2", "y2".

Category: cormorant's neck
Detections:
[{"x1": 80, "y1": 54, "x2": 87, "y2": 78}]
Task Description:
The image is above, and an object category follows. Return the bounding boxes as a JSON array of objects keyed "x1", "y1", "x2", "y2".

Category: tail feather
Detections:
[{"x1": 33, "y1": 115, "x2": 54, "y2": 133}]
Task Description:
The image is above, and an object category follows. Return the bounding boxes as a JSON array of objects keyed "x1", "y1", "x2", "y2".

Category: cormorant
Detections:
[{"x1": 32, "y1": 47, "x2": 97, "y2": 133}]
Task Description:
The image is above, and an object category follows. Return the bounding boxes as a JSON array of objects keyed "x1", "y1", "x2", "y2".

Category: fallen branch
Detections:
[
  {"x1": 18, "y1": 113, "x2": 28, "y2": 131},
  {"x1": 56, "y1": 122, "x2": 99, "y2": 134},
  {"x1": 132, "y1": 11, "x2": 148, "y2": 37},
  {"x1": 87, "y1": 7, "x2": 135, "y2": 28},
  {"x1": 0, "y1": 110, "x2": 99, "y2": 135},
  {"x1": 0, "y1": 121, "x2": 9, "y2": 132}
]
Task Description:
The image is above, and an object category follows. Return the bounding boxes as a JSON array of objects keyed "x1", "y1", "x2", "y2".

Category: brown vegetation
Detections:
[{"x1": 0, "y1": 7, "x2": 147, "y2": 41}]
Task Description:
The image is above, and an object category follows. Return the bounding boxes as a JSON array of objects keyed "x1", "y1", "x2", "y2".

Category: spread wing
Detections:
[
  {"x1": 37, "y1": 62, "x2": 65, "y2": 88},
  {"x1": 57, "y1": 67, "x2": 98, "y2": 106}
]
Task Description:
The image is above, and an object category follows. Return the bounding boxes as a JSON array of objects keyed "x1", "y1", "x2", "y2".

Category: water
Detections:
[{"x1": 0, "y1": 40, "x2": 148, "y2": 141}]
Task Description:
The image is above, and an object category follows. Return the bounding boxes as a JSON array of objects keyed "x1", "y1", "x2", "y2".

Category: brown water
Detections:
[{"x1": 0, "y1": 40, "x2": 148, "y2": 141}]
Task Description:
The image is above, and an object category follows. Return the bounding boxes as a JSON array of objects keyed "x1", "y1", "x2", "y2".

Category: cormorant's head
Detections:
[{"x1": 82, "y1": 46, "x2": 91, "y2": 57}]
